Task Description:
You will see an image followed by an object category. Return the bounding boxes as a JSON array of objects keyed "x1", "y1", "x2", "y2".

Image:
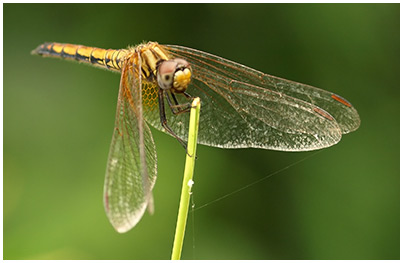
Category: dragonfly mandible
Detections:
[{"x1": 32, "y1": 41, "x2": 360, "y2": 233}]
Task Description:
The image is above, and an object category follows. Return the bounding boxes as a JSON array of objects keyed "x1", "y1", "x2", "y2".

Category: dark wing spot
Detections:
[{"x1": 332, "y1": 94, "x2": 352, "y2": 107}]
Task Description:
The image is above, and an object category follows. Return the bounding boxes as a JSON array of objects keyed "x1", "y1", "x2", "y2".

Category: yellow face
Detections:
[{"x1": 173, "y1": 66, "x2": 192, "y2": 93}]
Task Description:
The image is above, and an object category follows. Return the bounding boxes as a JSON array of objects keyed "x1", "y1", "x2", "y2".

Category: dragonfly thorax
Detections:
[{"x1": 156, "y1": 58, "x2": 191, "y2": 93}]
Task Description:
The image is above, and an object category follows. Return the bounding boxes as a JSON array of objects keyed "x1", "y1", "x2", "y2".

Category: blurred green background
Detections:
[{"x1": 4, "y1": 3, "x2": 399, "y2": 260}]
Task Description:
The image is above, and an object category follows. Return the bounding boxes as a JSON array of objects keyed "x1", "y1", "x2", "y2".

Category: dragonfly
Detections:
[{"x1": 32, "y1": 41, "x2": 360, "y2": 233}]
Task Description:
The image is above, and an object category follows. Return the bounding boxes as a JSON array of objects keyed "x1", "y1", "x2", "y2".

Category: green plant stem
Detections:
[{"x1": 171, "y1": 97, "x2": 201, "y2": 260}]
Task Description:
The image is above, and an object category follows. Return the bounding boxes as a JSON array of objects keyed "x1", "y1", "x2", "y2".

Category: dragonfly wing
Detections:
[
  {"x1": 143, "y1": 45, "x2": 351, "y2": 151},
  {"x1": 167, "y1": 45, "x2": 360, "y2": 135},
  {"x1": 265, "y1": 76, "x2": 360, "y2": 134},
  {"x1": 104, "y1": 56, "x2": 157, "y2": 233}
]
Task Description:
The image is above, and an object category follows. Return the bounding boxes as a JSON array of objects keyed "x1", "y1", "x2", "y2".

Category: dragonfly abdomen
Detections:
[{"x1": 32, "y1": 42, "x2": 128, "y2": 72}]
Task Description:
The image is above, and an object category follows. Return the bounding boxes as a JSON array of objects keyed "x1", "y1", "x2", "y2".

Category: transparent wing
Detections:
[
  {"x1": 104, "y1": 56, "x2": 157, "y2": 233},
  {"x1": 168, "y1": 45, "x2": 360, "y2": 135},
  {"x1": 143, "y1": 45, "x2": 360, "y2": 151}
]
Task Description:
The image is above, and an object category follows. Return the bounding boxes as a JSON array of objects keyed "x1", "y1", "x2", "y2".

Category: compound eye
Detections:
[
  {"x1": 157, "y1": 59, "x2": 191, "y2": 92},
  {"x1": 157, "y1": 61, "x2": 176, "y2": 90}
]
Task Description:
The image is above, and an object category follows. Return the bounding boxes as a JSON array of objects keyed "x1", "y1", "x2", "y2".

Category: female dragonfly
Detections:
[{"x1": 32, "y1": 41, "x2": 360, "y2": 233}]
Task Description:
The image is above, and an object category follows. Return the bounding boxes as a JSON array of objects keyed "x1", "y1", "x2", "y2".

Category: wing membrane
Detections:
[
  {"x1": 167, "y1": 45, "x2": 360, "y2": 134},
  {"x1": 141, "y1": 45, "x2": 357, "y2": 151},
  {"x1": 104, "y1": 56, "x2": 157, "y2": 233}
]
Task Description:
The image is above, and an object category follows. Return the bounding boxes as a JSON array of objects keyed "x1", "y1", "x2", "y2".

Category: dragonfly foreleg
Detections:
[
  {"x1": 165, "y1": 91, "x2": 192, "y2": 115},
  {"x1": 158, "y1": 89, "x2": 188, "y2": 150}
]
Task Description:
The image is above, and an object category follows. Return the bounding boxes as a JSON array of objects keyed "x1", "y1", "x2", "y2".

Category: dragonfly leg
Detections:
[
  {"x1": 165, "y1": 91, "x2": 192, "y2": 115},
  {"x1": 182, "y1": 92, "x2": 200, "y2": 111},
  {"x1": 158, "y1": 89, "x2": 188, "y2": 150},
  {"x1": 183, "y1": 91, "x2": 193, "y2": 99}
]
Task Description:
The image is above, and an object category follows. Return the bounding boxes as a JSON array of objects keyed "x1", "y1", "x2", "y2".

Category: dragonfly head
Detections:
[{"x1": 156, "y1": 58, "x2": 191, "y2": 93}]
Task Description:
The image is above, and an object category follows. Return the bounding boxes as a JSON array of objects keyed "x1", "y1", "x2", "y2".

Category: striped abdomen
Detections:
[{"x1": 32, "y1": 42, "x2": 128, "y2": 72}]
